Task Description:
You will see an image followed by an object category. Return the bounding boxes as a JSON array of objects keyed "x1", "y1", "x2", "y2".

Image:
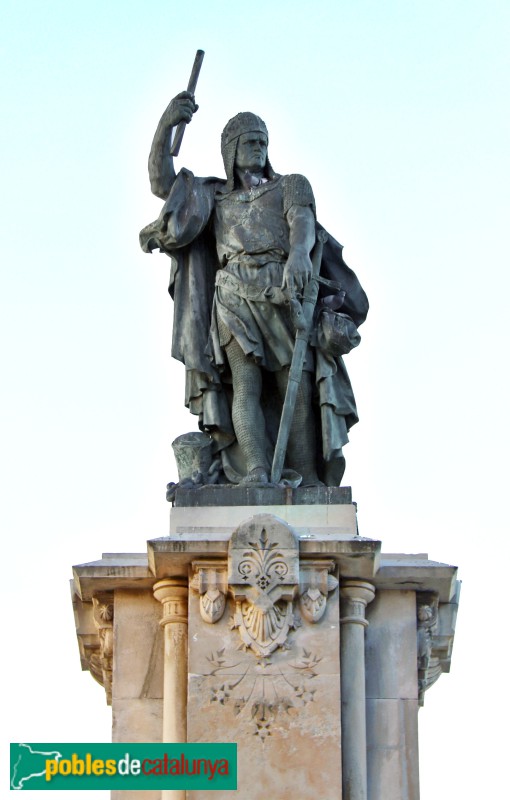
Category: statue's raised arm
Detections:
[{"x1": 148, "y1": 91, "x2": 198, "y2": 199}]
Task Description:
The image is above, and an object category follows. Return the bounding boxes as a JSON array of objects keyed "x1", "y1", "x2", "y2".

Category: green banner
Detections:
[{"x1": 10, "y1": 743, "x2": 237, "y2": 791}]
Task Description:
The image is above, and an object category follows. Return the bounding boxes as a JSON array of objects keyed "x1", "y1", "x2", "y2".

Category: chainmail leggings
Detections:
[
  {"x1": 225, "y1": 337, "x2": 267, "y2": 474},
  {"x1": 225, "y1": 337, "x2": 318, "y2": 482}
]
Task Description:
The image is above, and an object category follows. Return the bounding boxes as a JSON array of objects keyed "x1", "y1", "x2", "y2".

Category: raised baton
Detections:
[{"x1": 169, "y1": 49, "x2": 205, "y2": 157}]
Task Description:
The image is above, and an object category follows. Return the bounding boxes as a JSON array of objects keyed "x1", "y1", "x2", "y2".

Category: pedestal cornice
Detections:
[{"x1": 71, "y1": 504, "x2": 459, "y2": 714}]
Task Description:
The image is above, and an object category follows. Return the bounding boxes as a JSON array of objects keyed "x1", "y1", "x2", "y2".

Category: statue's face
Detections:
[{"x1": 235, "y1": 132, "x2": 268, "y2": 171}]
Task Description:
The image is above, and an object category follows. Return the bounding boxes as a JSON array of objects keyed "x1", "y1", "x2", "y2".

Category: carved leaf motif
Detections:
[
  {"x1": 205, "y1": 650, "x2": 241, "y2": 675},
  {"x1": 101, "y1": 628, "x2": 114, "y2": 658},
  {"x1": 98, "y1": 603, "x2": 113, "y2": 622},
  {"x1": 289, "y1": 648, "x2": 323, "y2": 678},
  {"x1": 202, "y1": 645, "x2": 323, "y2": 742},
  {"x1": 88, "y1": 652, "x2": 104, "y2": 686}
]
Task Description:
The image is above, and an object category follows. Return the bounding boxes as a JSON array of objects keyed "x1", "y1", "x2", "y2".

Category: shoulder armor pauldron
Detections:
[{"x1": 283, "y1": 174, "x2": 316, "y2": 216}]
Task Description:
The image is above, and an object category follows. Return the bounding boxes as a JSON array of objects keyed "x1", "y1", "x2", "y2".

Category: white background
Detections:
[{"x1": 2, "y1": 1, "x2": 509, "y2": 797}]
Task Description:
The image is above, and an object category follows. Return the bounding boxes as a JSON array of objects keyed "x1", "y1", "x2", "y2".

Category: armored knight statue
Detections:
[{"x1": 140, "y1": 90, "x2": 368, "y2": 487}]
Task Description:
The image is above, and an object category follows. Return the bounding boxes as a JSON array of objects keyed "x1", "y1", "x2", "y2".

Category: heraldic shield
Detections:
[{"x1": 228, "y1": 514, "x2": 300, "y2": 657}]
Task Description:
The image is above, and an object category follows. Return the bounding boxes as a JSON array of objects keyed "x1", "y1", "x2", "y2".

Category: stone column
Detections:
[
  {"x1": 340, "y1": 580, "x2": 375, "y2": 800},
  {"x1": 153, "y1": 578, "x2": 188, "y2": 800}
]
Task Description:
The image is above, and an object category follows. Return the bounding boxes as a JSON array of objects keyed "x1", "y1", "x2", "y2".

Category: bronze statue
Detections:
[{"x1": 140, "y1": 88, "x2": 368, "y2": 488}]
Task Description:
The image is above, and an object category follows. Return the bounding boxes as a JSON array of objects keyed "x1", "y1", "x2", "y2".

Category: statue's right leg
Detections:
[{"x1": 225, "y1": 337, "x2": 269, "y2": 483}]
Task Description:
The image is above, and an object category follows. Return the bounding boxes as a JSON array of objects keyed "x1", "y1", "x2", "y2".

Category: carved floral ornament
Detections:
[
  {"x1": 88, "y1": 594, "x2": 114, "y2": 705},
  {"x1": 191, "y1": 514, "x2": 338, "y2": 658},
  {"x1": 416, "y1": 591, "x2": 440, "y2": 706},
  {"x1": 202, "y1": 646, "x2": 323, "y2": 741}
]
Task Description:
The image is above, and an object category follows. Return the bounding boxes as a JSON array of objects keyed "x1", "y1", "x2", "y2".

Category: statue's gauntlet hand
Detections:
[
  {"x1": 163, "y1": 91, "x2": 198, "y2": 128},
  {"x1": 282, "y1": 248, "x2": 313, "y2": 295}
]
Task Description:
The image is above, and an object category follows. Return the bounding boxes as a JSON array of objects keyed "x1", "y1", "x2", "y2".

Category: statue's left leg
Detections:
[{"x1": 275, "y1": 369, "x2": 322, "y2": 486}]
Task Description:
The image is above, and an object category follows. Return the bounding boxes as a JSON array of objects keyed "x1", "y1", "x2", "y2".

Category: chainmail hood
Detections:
[{"x1": 221, "y1": 112, "x2": 275, "y2": 190}]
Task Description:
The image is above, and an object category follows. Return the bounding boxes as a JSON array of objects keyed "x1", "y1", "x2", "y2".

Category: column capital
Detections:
[
  {"x1": 153, "y1": 578, "x2": 188, "y2": 626},
  {"x1": 340, "y1": 580, "x2": 375, "y2": 627},
  {"x1": 341, "y1": 580, "x2": 375, "y2": 606}
]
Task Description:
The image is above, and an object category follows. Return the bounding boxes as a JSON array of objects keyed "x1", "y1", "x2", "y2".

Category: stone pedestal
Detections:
[{"x1": 71, "y1": 487, "x2": 460, "y2": 800}]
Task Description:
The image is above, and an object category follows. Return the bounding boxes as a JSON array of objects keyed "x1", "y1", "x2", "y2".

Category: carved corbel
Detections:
[
  {"x1": 416, "y1": 583, "x2": 460, "y2": 706},
  {"x1": 191, "y1": 561, "x2": 228, "y2": 623},
  {"x1": 416, "y1": 591, "x2": 440, "y2": 705},
  {"x1": 299, "y1": 559, "x2": 338, "y2": 623},
  {"x1": 91, "y1": 592, "x2": 114, "y2": 705}
]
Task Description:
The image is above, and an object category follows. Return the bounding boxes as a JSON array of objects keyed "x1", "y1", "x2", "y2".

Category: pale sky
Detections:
[{"x1": 2, "y1": 0, "x2": 509, "y2": 797}]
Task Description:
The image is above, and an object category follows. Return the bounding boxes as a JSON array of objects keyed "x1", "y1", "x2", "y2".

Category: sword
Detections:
[
  {"x1": 169, "y1": 49, "x2": 205, "y2": 157},
  {"x1": 271, "y1": 229, "x2": 328, "y2": 484}
]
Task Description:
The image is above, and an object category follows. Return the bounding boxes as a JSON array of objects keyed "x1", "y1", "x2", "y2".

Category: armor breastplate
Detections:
[{"x1": 214, "y1": 178, "x2": 290, "y2": 267}]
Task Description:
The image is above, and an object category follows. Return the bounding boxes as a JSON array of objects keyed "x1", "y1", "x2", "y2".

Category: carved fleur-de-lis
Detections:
[{"x1": 238, "y1": 530, "x2": 288, "y2": 592}]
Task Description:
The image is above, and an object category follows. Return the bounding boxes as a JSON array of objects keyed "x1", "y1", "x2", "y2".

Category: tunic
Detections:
[{"x1": 209, "y1": 175, "x2": 313, "y2": 373}]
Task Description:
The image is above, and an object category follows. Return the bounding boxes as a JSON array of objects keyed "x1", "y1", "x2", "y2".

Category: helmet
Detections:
[{"x1": 221, "y1": 112, "x2": 274, "y2": 190}]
